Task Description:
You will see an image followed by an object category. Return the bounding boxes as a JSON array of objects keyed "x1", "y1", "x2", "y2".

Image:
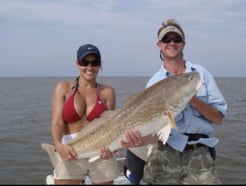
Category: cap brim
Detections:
[
  {"x1": 158, "y1": 25, "x2": 184, "y2": 41},
  {"x1": 78, "y1": 51, "x2": 99, "y2": 60}
]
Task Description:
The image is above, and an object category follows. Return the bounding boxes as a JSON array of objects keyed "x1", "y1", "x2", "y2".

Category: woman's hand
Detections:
[
  {"x1": 55, "y1": 143, "x2": 78, "y2": 160},
  {"x1": 99, "y1": 146, "x2": 118, "y2": 159}
]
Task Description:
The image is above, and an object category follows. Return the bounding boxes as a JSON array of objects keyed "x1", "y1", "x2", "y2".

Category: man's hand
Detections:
[{"x1": 120, "y1": 130, "x2": 142, "y2": 147}]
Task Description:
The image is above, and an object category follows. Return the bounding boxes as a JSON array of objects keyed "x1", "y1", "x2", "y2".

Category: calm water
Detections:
[{"x1": 0, "y1": 76, "x2": 245, "y2": 184}]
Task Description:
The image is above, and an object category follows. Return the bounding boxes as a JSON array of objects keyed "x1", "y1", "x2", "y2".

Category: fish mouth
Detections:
[
  {"x1": 196, "y1": 76, "x2": 203, "y2": 91},
  {"x1": 190, "y1": 72, "x2": 202, "y2": 91}
]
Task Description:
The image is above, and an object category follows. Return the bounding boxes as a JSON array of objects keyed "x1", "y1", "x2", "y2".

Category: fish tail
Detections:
[{"x1": 41, "y1": 143, "x2": 60, "y2": 169}]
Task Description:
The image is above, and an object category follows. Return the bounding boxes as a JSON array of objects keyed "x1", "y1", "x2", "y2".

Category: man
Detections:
[{"x1": 121, "y1": 18, "x2": 227, "y2": 184}]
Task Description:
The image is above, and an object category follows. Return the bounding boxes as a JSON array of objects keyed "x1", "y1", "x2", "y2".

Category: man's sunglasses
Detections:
[
  {"x1": 161, "y1": 35, "x2": 183, "y2": 43},
  {"x1": 78, "y1": 59, "x2": 101, "y2": 67}
]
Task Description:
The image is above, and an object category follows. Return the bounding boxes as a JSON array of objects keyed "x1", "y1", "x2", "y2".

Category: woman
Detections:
[{"x1": 50, "y1": 44, "x2": 119, "y2": 184}]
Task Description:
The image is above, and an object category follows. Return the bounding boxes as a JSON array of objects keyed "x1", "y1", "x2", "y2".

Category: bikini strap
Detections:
[
  {"x1": 73, "y1": 77, "x2": 99, "y2": 94},
  {"x1": 72, "y1": 76, "x2": 80, "y2": 91}
]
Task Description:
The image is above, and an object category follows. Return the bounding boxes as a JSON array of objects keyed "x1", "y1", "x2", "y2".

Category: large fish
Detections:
[{"x1": 41, "y1": 72, "x2": 202, "y2": 163}]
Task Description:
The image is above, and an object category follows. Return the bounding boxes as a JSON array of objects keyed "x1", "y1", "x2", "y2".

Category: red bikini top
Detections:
[{"x1": 62, "y1": 77, "x2": 106, "y2": 123}]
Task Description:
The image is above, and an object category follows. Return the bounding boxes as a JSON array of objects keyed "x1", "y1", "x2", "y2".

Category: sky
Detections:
[{"x1": 0, "y1": 0, "x2": 245, "y2": 77}]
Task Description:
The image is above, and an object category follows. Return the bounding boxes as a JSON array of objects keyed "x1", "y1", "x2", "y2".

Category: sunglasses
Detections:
[
  {"x1": 161, "y1": 35, "x2": 183, "y2": 43},
  {"x1": 78, "y1": 59, "x2": 101, "y2": 67}
]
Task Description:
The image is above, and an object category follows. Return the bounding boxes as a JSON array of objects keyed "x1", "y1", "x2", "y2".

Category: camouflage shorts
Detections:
[{"x1": 141, "y1": 142, "x2": 222, "y2": 185}]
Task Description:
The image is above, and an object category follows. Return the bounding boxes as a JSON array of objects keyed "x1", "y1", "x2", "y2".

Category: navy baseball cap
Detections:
[{"x1": 77, "y1": 44, "x2": 101, "y2": 60}]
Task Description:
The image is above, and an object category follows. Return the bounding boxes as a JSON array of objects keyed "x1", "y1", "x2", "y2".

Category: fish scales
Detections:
[{"x1": 41, "y1": 72, "x2": 202, "y2": 162}]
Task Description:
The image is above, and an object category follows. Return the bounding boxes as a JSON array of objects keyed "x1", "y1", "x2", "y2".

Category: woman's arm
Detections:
[{"x1": 50, "y1": 81, "x2": 77, "y2": 160}]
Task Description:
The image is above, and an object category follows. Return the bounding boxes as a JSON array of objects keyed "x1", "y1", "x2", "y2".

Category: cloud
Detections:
[{"x1": 0, "y1": 0, "x2": 245, "y2": 77}]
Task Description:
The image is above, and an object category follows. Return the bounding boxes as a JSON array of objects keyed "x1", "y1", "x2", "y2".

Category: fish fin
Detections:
[
  {"x1": 157, "y1": 111, "x2": 177, "y2": 144},
  {"x1": 88, "y1": 155, "x2": 100, "y2": 163},
  {"x1": 157, "y1": 124, "x2": 171, "y2": 144},
  {"x1": 165, "y1": 111, "x2": 177, "y2": 129},
  {"x1": 128, "y1": 146, "x2": 149, "y2": 161}
]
